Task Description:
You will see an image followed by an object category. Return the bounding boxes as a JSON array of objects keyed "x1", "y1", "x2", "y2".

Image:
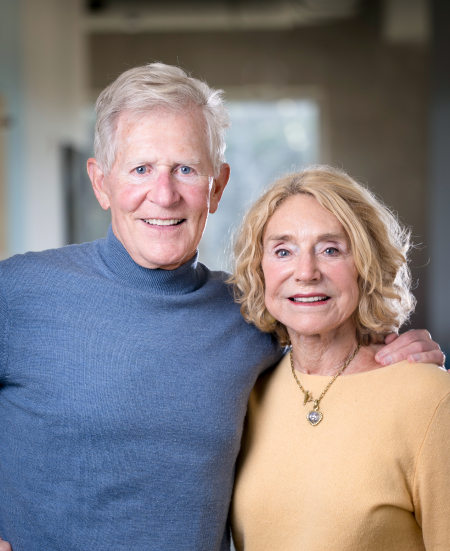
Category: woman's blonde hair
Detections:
[{"x1": 229, "y1": 166, "x2": 416, "y2": 346}]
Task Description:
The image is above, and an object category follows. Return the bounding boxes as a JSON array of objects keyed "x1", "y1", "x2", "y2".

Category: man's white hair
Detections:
[{"x1": 94, "y1": 63, "x2": 230, "y2": 176}]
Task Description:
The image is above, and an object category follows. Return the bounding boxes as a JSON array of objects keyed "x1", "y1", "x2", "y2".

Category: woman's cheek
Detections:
[{"x1": 264, "y1": 265, "x2": 286, "y2": 305}]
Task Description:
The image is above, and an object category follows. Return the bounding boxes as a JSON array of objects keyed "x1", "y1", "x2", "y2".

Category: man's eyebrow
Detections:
[
  {"x1": 180, "y1": 158, "x2": 202, "y2": 165},
  {"x1": 124, "y1": 158, "x2": 203, "y2": 167}
]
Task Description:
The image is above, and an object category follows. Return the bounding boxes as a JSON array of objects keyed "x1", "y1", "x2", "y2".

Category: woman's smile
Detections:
[
  {"x1": 261, "y1": 194, "x2": 359, "y2": 340},
  {"x1": 288, "y1": 293, "x2": 331, "y2": 305}
]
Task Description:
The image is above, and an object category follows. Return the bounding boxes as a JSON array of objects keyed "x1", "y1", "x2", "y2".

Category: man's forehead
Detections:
[
  {"x1": 116, "y1": 105, "x2": 206, "y2": 131},
  {"x1": 113, "y1": 107, "x2": 213, "y2": 168}
]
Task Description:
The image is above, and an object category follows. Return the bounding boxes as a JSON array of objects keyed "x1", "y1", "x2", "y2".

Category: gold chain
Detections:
[{"x1": 290, "y1": 344, "x2": 361, "y2": 425}]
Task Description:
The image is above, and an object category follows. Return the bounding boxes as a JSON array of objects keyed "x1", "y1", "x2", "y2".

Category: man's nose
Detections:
[
  {"x1": 147, "y1": 170, "x2": 180, "y2": 207},
  {"x1": 293, "y1": 252, "x2": 321, "y2": 282}
]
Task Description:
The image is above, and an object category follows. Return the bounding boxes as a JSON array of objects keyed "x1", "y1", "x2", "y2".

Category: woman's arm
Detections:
[{"x1": 413, "y1": 391, "x2": 450, "y2": 548}]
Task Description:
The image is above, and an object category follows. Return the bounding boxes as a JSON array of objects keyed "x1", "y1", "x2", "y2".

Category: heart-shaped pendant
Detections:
[{"x1": 307, "y1": 410, "x2": 323, "y2": 426}]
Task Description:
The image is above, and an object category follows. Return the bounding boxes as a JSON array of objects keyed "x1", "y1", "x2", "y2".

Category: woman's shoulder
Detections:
[
  {"x1": 380, "y1": 360, "x2": 450, "y2": 404},
  {"x1": 390, "y1": 359, "x2": 449, "y2": 382}
]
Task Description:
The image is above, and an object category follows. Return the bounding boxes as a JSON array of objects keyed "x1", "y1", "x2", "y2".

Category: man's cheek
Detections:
[
  {"x1": 117, "y1": 186, "x2": 148, "y2": 211},
  {"x1": 179, "y1": 189, "x2": 207, "y2": 213}
]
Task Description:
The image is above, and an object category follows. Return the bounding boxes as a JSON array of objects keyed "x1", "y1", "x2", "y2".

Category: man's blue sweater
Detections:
[{"x1": 0, "y1": 227, "x2": 282, "y2": 551}]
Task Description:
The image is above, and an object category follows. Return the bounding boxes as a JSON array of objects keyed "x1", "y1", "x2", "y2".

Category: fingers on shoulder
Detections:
[{"x1": 408, "y1": 350, "x2": 447, "y2": 368}]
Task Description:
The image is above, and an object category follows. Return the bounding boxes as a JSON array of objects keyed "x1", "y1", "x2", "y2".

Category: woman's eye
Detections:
[
  {"x1": 180, "y1": 166, "x2": 192, "y2": 175},
  {"x1": 276, "y1": 249, "x2": 290, "y2": 257},
  {"x1": 324, "y1": 247, "x2": 339, "y2": 255},
  {"x1": 135, "y1": 166, "x2": 147, "y2": 175}
]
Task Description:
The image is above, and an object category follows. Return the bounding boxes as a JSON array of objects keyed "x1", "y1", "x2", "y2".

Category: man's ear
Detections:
[
  {"x1": 209, "y1": 163, "x2": 230, "y2": 214},
  {"x1": 87, "y1": 158, "x2": 111, "y2": 211}
]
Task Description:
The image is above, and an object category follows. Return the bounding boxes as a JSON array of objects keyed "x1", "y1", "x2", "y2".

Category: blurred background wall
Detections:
[{"x1": 0, "y1": 0, "x2": 449, "y2": 354}]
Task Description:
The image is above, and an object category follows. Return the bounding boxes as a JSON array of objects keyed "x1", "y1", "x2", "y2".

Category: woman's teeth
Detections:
[
  {"x1": 290, "y1": 296, "x2": 329, "y2": 303},
  {"x1": 144, "y1": 219, "x2": 183, "y2": 226}
]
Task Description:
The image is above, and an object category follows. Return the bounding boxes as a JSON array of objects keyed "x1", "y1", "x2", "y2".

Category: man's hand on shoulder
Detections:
[
  {"x1": 375, "y1": 329, "x2": 446, "y2": 368},
  {"x1": 0, "y1": 537, "x2": 12, "y2": 551}
]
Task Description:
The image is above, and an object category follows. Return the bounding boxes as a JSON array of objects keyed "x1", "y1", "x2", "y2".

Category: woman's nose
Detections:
[{"x1": 293, "y1": 252, "x2": 320, "y2": 282}]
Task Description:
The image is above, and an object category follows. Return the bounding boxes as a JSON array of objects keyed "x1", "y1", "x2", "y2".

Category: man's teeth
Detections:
[
  {"x1": 144, "y1": 219, "x2": 183, "y2": 226},
  {"x1": 291, "y1": 296, "x2": 329, "y2": 303}
]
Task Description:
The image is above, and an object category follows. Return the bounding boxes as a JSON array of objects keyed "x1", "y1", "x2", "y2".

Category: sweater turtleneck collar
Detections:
[{"x1": 99, "y1": 225, "x2": 206, "y2": 295}]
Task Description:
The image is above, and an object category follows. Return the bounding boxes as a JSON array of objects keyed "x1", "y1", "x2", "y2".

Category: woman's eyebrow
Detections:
[
  {"x1": 265, "y1": 234, "x2": 293, "y2": 242},
  {"x1": 317, "y1": 232, "x2": 348, "y2": 242},
  {"x1": 265, "y1": 232, "x2": 347, "y2": 243}
]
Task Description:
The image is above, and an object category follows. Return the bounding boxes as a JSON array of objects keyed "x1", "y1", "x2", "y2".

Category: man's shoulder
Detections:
[
  {"x1": 196, "y1": 266, "x2": 253, "y2": 323},
  {"x1": 199, "y1": 265, "x2": 229, "y2": 282},
  {"x1": 1, "y1": 239, "x2": 102, "y2": 266},
  {"x1": 193, "y1": 263, "x2": 285, "y2": 369},
  {"x1": 195, "y1": 264, "x2": 235, "y2": 300},
  {"x1": 0, "y1": 239, "x2": 104, "y2": 285}
]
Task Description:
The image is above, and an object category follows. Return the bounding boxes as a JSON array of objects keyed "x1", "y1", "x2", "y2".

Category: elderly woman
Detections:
[{"x1": 229, "y1": 167, "x2": 450, "y2": 550}]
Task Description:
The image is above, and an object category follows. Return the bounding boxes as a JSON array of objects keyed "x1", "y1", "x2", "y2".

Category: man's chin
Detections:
[
  {"x1": 133, "y1": 247, "x2": 197, "y2": 271},
  {"x1": 112, "y1": 223, "x2": 199, "y2": 270}
]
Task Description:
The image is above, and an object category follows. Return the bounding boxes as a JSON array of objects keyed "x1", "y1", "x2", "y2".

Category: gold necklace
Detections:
[{"x1": 290, "y1": 344, "x2": 361, "y2": 426}]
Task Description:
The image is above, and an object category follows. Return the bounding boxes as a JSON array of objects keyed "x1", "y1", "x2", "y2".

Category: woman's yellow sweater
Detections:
[{"x1": 231, "y1": 356, "x2": 450, "y2": 550}]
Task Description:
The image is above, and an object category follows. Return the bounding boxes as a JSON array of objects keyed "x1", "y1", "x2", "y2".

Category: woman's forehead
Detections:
[{"x1": 265, "y1": 194, "x2": 345, "y2": 239}]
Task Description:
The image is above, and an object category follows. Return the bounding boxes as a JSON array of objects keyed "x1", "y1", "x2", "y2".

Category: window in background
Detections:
[
  {"x1": 198, "y1": 97, "x2": 320, "y2": 271},
  {"x1": 62, "y1": 145, "x2": 111, "y2": 246}
]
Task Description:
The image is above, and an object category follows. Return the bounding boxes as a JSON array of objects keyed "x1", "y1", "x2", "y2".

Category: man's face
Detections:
[{"x1": 88, "y1": 108, "x2": 230, "y2": 270}]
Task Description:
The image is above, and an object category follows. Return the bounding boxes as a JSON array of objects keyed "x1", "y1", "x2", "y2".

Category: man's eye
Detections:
[
  {"x1": 135, "y1": 166, "x2": 146, "y2": 175},
  {"x1": 180, "y1": 166, "x2": 192, "y2": 175}
]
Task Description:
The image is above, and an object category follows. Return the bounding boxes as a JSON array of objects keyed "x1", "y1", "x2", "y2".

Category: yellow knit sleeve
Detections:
[{"x1": 413, "y1": 391, "x2": 450, "y2": 549}]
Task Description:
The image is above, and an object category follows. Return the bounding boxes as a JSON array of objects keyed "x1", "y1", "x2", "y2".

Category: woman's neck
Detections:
[{"x1": 289, "y1": 321, "x2": 362, "y2": 376}]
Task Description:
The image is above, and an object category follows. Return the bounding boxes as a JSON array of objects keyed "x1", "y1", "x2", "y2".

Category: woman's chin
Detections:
[
  {"x1": 287, "y1": 325, "x2": 334, "y2": 339},
  {"x1": 285, "y1": 317, "x2": 357, "y2": 341}
]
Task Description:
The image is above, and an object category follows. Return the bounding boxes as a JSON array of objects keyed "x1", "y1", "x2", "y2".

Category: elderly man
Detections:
[{"x1": 0, "y1": 63, "x2": 443, "y2": 551}]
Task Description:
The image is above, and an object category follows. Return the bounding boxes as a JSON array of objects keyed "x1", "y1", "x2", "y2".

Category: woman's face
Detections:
[{"x1": 261, "y1": 194, "x2": 359, "y2": 339}]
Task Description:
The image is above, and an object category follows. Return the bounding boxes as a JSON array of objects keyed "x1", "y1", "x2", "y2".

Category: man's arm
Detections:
[
  {"x1": 375, "y1": 330, "x2": 445, "y2": 367},
  {"x1": 0, "y1": 271, "x2": 12, "y2": 550}
]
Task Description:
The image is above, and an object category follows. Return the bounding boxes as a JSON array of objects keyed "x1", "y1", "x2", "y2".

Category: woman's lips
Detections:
[{"x1": 288, "y1": 294, "x2": 331, "y2": 304}]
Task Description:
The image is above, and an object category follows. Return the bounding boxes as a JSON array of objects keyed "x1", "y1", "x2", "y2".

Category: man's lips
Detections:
[
  {"x1": 141, "y1": 218, "x2": 186, "y2": 227},
  {"x1": 288, "y1": 293, "x2": 331, "y2": 304}
]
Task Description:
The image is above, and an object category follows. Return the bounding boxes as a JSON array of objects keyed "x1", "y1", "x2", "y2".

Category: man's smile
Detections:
[{"x1": 142, "y1": 218, "x2": 185, "y2": 226}]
